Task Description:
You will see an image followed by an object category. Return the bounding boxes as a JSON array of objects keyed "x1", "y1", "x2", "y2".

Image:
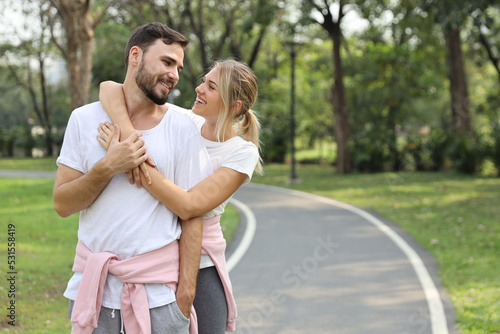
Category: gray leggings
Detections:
[{"x1": 193, "y1": 266, "x2": 228, "y2": 334}]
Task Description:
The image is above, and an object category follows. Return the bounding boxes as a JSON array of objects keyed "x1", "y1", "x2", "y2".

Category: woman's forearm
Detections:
[
  {"x1": 99, "y1": 81, "x2": 136, "y2": 139},
  {"x1": 141, "y1": 164, "x2": 247, "y2": 220}
]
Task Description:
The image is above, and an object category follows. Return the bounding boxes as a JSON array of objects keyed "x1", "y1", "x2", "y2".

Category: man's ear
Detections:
[
  {"x1": 129, "y1": 46, "x2": 142, "y2": 68},
  {"x1": 232, "y1": 100, "x2": 243, "y2": 115}
]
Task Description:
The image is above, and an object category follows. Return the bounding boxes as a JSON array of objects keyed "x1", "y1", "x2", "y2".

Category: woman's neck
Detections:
[{"x1": 201, "y1": 121, "x2": 235, "y2": 142}]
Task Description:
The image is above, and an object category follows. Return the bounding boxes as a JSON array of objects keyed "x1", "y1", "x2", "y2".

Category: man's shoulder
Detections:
[
  {"x1": 165, "y1": 104, "x2": 199, "y2": 133},
  {"x1": 71, "y1": 101, "x2": 104, "y2": 118},
  {"x1": 166, "y1": 103, "x2": 191, "y2": 116}
]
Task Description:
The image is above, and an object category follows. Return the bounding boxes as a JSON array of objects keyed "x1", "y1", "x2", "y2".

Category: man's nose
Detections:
[{"x1": 168, "y1": 69, "x2": 179, "y2": 82}]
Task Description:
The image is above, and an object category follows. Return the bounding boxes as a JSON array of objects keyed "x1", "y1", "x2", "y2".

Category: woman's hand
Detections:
[{"x1": 97, "y1": 122, "x2": 156, "y2": 187}]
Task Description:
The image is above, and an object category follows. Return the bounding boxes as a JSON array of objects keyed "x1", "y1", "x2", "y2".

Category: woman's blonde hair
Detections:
[{"x1": 211, "y1": 59, "x2": 263, "y2": 174}]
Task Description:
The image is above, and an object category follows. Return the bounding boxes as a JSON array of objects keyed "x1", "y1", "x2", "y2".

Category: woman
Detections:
[{"x1": 97, "y1": 59, "x2": 262, "y2": 333}]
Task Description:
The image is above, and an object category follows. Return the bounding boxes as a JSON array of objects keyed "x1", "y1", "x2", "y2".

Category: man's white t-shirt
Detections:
[
  {"x1": 58, "y1": 102, "x2": 213, "y2": 309},
  {"x1": 168, "y1": 104, "x2": 259, "y2": 270}
]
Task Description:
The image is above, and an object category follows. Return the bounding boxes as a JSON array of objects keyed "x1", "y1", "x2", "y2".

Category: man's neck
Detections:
[{"x1": 122, "y1": 80, "x2": 167, "y2": 130}]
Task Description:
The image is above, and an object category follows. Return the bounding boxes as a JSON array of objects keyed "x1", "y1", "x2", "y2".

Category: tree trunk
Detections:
[
  {"x1": 78, "y1": 11, "x2": 95, "y2": 108},
  {"x1": 60, "y1": 9, "x2": 81, "y2": 110},
  {"x1": 387, "y1": 105, "x2": 401, "y2": 171},
  {"x1": 330, "y1": 21, "x2": 352, "y2": 174},
  {"x1": 49, "y1": 0, "x2": 97, "y2": 109},
  {"x1": 444, "y1": 27, "x2": 473, "y2": 137},
  {"x1": 39, "y1": 56, "x2": 54, "y2": 157},
  {"x1": 315, "y1": 0, "x2": 352, "y2": 174}
]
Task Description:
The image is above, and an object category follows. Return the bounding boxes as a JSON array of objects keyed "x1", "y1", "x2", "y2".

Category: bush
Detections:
[
  {"x1": 351, "y1": 132, "x2": 388, "y2": 173},
  {"x1": 447, "y1": 133, "x2": 487, "y2": 175},
  {"x1": 427, "y1": 128, "x2": 450, "y2": 171},
  {"x1": 490, "y1": 121, "x2": 500, "y2": 177}
]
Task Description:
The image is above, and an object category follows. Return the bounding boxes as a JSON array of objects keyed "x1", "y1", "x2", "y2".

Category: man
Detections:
[{"x1": 53, "y1": 22, "x2": 212, "y2": 333}]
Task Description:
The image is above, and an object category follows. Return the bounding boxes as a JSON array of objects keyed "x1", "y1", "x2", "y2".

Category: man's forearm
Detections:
[
  {"x1": 176, "y1": 216, "x2": 203, "y2": 318},
  {"x1": 53, "y1": 160, "x2": 115, "y2": 217},
  {"x1": 54, "y1": 125, "x2": 149, "y2": 218}
]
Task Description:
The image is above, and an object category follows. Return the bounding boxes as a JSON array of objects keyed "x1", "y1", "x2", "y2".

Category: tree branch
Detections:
[{"x1": 478, "y1": 30, "x2": 500, "y2": 82}]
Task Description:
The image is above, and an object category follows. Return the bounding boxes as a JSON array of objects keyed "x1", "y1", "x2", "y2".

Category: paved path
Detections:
[{"x1": 228, "y1": 183, "x2": 457, "y2": 334}]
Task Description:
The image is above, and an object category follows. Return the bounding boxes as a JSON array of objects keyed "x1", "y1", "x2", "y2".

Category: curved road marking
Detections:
[
  {"x1": 226, "y1": 198, "x2": 257, "y2": 273},
  {"x1": 234, "y1": 183, "x2": 449, "y2": 334}
]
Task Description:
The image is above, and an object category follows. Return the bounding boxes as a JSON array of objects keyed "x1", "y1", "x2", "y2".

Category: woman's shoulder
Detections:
[{"x1": 225, "y1": 136, "x2": 258, "y2": 157}]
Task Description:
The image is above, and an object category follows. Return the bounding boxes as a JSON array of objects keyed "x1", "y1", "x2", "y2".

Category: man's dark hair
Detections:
[{"x1": 124, "y1": 22, "x2": 189, "y2": 70}]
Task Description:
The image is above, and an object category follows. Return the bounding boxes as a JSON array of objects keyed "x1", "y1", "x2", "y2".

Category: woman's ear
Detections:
[{"x1": 232, "y1": 100, "x2": 243, "y2": 115}]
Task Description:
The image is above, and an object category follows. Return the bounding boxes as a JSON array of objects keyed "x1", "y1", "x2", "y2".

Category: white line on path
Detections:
[
  {"x1": 226, "y1": 197, "x2": 257, "y2": 273},
  {"x1": 238, "y1": 183, "x2": 449, "y2": 334}
]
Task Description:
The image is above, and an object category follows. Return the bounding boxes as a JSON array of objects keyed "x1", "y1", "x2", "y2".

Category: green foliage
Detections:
[
  {"x1": 257, "y1": 78, "x2": 289, "y2": 163},
  {"x1": 350, "y1": 124, "x2": 389, "y2": 172},
  {"x1": 0, "y1": 127, "x2": 16, "y2": 157},
  {"x1": 346, "y1": 37, "x2": 446, "y2": 172},
  {"x1": 446, "y1": 132, "x2": 488, "y2": 175},
  {"x1": 92, "y1": 22, "x2": 130, "y2": 86},
  {"x1": 490, "y1": 119, "x2": 500, "y2": 176},
  {"x1": 1, "y1": 0, "x2": 500, "y2": 175},
  {"x1": 426, "y1": 128, "x2": 450, "y2": 171},
  {"x1": 420, "y1": 0, "x2": 492, "y2": 30},
  {"x1": 15, "y1": 124, "x2": 36, "y2": 157}
]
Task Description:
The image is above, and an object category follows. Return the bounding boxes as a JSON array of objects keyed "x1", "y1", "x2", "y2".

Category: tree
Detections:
[
  {"x1": 302, "y1": 0, "x2": 352, "y2": 173},
  {"x1": 419, "y1": 0, "x2": 492, "y2": 138},
  {"x1": 134, "y1": 0, "x2": 282, "y2": 87},
  {"x1": 0, "y1": 2, "x2": 59, "y2": 156},
  {"x1": 350, "y1": 0, "x2": 447, "y2": 172},
  {"x1": 46, "y1": 0, "x2": 113, "y2": 109},
  {"x1": 470, "y1": 4, "x2": 500, "y2": 84}
]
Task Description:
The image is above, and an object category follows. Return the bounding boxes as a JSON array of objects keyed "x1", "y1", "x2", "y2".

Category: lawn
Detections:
[{"x1": 252, "y1": 164, "x2": 500, "y2": 334}]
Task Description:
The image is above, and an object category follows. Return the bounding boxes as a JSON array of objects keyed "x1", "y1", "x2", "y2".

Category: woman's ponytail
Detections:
[{"x1": 234, "y1": 109, "x2": 263, "y2": 174}]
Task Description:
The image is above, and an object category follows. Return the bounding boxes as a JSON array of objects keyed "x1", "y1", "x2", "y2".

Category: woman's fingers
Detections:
[
  {"x1": 127, "y1": 170, "x2": 135, "y2": 185},
  {"x1": 133, "y1": 167, "x2": 142, "y2": 188},
  {"x1": 139, "y1": 161, "x2": 152, "y2": 185}
]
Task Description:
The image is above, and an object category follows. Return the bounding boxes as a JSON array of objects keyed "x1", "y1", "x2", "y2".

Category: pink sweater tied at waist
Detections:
[
  {"x1": 70, "y1": 240, "x2": 198, "y2": 334},
  {"x1": 202, "y1": 215, "x2": 237, "y2": 332}
]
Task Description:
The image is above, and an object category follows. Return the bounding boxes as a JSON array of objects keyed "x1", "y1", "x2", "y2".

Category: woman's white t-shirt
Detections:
[{"x1": 168, "y1": 104, "x2": 260, "y2": 269}]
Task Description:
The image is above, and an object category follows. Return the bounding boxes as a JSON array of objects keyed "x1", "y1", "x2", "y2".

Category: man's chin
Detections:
[{"x1": 146, "y1": 93, "x2": 169, "y2": 105}]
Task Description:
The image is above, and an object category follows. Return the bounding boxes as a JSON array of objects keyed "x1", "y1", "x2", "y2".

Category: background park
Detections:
[{"x1": 0, "y1": 0, "x2": 499, "y2": 333}]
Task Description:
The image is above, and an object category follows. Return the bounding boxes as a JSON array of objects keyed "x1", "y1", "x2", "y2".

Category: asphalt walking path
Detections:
[
  {"x1": 227, "y1": 183, "x2": 457, "y2": 334},
  {"x1": 2, "y1": 170, "x2": 457, "y2": 333}
]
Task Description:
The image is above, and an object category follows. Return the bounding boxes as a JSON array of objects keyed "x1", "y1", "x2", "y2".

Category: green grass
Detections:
[
  {"x1": 253, "y1": 164, "x2": 500, "y2": 334},
  {"x1": 0, "y1": 158, "x2": 58, "y2": 171},
  {"x1": 1, "y1": 178, "x2": 76, "y2": 333},
  {"x1": 0, "y1": 158, "x2": 239, "y2": 333}
]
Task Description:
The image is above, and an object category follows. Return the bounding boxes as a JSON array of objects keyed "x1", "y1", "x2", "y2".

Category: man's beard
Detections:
[{"x1": 136, "y1": 61, "x2": 172, "y2": 105}]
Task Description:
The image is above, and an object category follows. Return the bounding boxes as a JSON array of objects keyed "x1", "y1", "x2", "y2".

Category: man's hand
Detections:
[
  {"x1": 176, "y1": 288, "x2": 194, "y2": 319},
  {"x1": 100, "y1": 124, "x2": 149, "y2": 176},
  {"x1": 97, "y1": 122, "x2": 155, "y2": 187}
]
